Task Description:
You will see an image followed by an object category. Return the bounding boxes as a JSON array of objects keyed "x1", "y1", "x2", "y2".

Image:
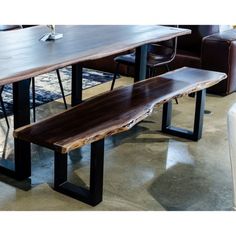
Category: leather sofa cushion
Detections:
[{"x1": 202, "y1": 29, "x2": 236, "y2": 95}]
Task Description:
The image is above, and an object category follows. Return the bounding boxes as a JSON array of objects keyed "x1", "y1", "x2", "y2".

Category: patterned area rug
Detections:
[{"x1": 0, "y1": 66, "x2": 114, "y2": 118}]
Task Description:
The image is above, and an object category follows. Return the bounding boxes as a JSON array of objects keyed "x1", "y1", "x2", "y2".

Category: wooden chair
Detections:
[{"x1": 0, "y1": 25, "x2": 67, "y2": 126}]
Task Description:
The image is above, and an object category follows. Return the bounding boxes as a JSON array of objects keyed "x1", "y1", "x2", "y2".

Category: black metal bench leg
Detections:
[
  {"x1": 193, "y1": 89, "x2": 206, "y2": 140},
  {"x1": 54, "y1": 139, "x2": 105, "y2": 206},
  {"x1": 14, "y1": 139, "x2": 31, "y2": 179},
  {"x1": 162, "y1": 89, "x2": 206, "y2": 141},
  {"x1": 54, "y1": 152, "x2": 67, "y2": 187},
  {"x1": 90, "y1": 138, "x2": 104, "y2": 205}
]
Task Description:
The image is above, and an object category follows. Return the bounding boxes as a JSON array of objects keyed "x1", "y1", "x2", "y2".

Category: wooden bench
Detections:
[{"x1": 14, "y1": 67, "x2": 226, "y2": 206}]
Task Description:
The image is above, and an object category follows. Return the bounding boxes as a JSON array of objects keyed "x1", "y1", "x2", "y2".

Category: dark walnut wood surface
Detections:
[
  {"x1": 0, "y1": 25, "x2": 190, "y2": 86},
  {"x1": 14, "y1": 67, "x2": 227, "y2": 154}
]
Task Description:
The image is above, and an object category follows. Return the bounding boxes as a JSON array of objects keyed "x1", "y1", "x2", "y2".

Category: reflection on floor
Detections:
[{"x1": 0, "y1": 76, "x2": 235, "y2": 211}]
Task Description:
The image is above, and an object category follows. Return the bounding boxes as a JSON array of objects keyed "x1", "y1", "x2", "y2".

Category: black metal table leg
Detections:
[
  {"x1": 162, "y1": 89, "x2": 206, "y2": 141},
  {"x1": 54, "y1": 152, "x2": 68, "y2": 187},
  {"x1": 31, "y1": 77, "x2": 36, "y2": 122},
  {"x1": 54, "y1": 139, "x2": 105, "y2": 206},
  {"x1": 13, "y1": 79, "x2": 31, "y2": 179},
  {"x1": 71, "y1": 64, "x2": 83, "y2": 106},
  {"x1": 135, "y1": 45, "x2": 148, "y2": 82},
  {"x1": 0, "y1": 79, "x2": 31, "y2": 180}
]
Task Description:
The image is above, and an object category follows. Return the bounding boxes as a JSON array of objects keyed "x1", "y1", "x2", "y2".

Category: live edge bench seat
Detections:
[{"x1": 14, "y1": 67, "x2": 226, "y2": 206}]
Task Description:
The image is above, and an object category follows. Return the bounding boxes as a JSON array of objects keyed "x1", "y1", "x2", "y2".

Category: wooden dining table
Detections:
[{"x1": 0, "y1": 25, "x2": 191, "y2": 180}]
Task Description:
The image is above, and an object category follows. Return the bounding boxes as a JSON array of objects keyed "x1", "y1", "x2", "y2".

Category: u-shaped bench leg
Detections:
[
  {"x1": 162, "y1": 89, "x2": 206, "y2": 141},
  {"x1": 54, "y1": 139, "x2": 105, "y2": 206}
]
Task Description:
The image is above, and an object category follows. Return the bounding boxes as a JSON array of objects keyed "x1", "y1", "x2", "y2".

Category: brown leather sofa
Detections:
[
  {"x1": 83, "y1": 25, "x2": 236, "y2": 95},
  {"x1": 170, "y1": 25, "x2": 236, "y2": 95},
  {"x1": 201, "y1": 29, "x2": 236, "y2": 95}
]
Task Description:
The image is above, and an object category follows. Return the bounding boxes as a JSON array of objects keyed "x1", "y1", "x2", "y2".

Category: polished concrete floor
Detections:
[{"x1": 0, "y1": 76, "x2": 235, "y2": 211}]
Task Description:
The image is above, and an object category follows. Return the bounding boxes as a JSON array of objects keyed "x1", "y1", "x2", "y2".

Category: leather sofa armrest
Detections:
[{"x1": 201, "y1": 29, "x2": 236, "y2": 95}]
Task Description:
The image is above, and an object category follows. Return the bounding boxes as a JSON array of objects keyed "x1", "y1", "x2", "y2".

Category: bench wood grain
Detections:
[
  {"x1": 14, "y1": 67, "x2": 227, "y2": 154},
  {"x1": 13, "y1": 67, "x2": 227, "y2": 206}
]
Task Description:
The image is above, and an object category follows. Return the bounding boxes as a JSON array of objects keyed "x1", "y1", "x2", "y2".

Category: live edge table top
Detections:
[{"x1": 0, "y1": 25, "x2": 191, "y2": 86}]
